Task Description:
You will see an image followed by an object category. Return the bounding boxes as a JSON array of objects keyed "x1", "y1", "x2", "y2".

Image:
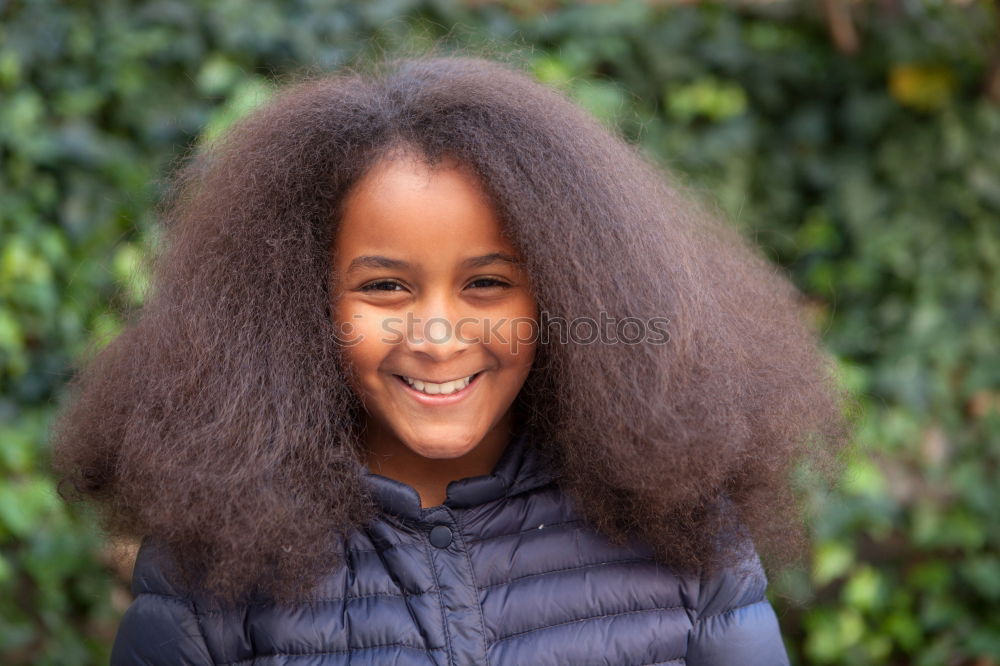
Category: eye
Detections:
[
  {"x1": 358, "y1": 280, "x2": 406, "y2": 293},
  {"x1": 468, "y1": 277, "x2": 511, "y2": 290}
]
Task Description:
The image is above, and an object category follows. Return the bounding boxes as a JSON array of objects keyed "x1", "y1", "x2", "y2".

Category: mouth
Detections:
[{"x1": 392, "y1": 370, "x2": 484, "y2": 404}]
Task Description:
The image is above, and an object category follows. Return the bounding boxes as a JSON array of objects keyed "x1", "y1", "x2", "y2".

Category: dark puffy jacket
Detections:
[{"x1": 110, "y1": 429, "x2": 790, "y2": 665}]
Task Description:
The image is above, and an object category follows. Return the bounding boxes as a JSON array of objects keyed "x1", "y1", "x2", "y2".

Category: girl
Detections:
[{"x1": 51, "y1": 53, "x2": 852, "y2": 665}]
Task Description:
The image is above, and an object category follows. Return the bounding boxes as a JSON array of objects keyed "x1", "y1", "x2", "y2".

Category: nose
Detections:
[{"x1": 404, "y1": 296, "x2": 475, "y2": 362}]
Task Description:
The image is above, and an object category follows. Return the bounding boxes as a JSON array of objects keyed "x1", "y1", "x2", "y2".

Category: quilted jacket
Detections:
[{"x1": 110, "y1": 428, "x2": 791, "y2": 665}]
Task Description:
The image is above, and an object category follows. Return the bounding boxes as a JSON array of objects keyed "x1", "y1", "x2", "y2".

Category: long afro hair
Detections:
[{"x1": 50, "y1": 51, "x2": 855, "y2": 608}]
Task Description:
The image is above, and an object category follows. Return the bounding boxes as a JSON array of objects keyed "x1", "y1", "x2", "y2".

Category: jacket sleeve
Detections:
[
  {"x1": 686, "y1": 550, "x2": 791, "y2": 666},
  {"x1": 110, "y1": 592, "x2": 215, "y2": 665},
  {"x1": 109, "y1": 536, "x2": 216, "y2": 665}
]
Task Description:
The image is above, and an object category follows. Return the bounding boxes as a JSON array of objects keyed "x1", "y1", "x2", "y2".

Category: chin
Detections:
[{"x1": 405, "y1": 432, "x2": 481, "y2": 459}]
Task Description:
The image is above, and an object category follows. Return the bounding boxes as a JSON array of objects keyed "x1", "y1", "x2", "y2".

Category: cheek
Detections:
[
  {"x1": 332, "y1": 306, "x2": 390, "y2": 385},
  {"x1": 489, "y1": 315, "x2": 538, "y2": 373}
]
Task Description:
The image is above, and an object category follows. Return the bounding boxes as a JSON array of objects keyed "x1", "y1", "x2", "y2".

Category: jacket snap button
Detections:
[{"x1": 429, "y1": 525, "x2": 452, "y2": 548}]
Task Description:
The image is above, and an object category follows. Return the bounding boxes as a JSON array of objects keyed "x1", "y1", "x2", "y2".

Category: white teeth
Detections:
[{"x1": 401, "y1": 373, "x2": 475, "y2": 396}]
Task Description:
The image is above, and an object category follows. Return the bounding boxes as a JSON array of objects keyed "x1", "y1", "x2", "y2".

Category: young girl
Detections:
[{"x1": 51, "y1": 53, "x2": 852, "y2": 665}]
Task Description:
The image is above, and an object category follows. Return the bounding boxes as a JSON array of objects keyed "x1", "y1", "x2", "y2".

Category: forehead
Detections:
[{"x1": 333, "y1": 155, "x2": 516, "y2": 263}]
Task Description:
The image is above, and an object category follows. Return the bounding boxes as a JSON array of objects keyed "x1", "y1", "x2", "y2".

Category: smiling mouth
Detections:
[{"x1": 393, "y1": 371, "x2": 483, "y2": 397}]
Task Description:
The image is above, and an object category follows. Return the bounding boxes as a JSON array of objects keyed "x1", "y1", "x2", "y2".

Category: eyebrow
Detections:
[{"x1": 345, "y1": 252, "x2": 521, "y2": 274}]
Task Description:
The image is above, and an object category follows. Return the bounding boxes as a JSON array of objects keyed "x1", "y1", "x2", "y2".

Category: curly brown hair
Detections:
[{"x1": 49, "y1": 50, "x2": 856, "y2": 609}]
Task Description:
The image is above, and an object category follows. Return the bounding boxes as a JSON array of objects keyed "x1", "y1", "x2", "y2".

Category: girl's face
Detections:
[{"x1": 330, "y1": 153, "x2": 538, "y2": 462}]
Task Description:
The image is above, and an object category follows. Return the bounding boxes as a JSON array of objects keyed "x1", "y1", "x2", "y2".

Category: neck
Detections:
[{"x1": 364, "y1": 416, "x2": 515, "y2": 508}]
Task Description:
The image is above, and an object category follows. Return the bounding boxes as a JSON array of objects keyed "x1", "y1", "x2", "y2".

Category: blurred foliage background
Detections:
[{"x1": 2, "y1": 0, "x2": 999, "y2": 663}]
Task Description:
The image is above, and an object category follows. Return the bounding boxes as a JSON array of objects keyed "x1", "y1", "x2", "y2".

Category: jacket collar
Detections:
[{"x1": 362, "y1": 427, "x2": 555, "y2": 521}]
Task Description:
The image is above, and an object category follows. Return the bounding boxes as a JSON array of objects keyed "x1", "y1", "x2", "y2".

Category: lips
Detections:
[
  {"x1": 393, "y1": 371, "x2": 483, "y2": 405},
  {"x1": 398, "y1": 371, "x2": 482, "y2": 395}
]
